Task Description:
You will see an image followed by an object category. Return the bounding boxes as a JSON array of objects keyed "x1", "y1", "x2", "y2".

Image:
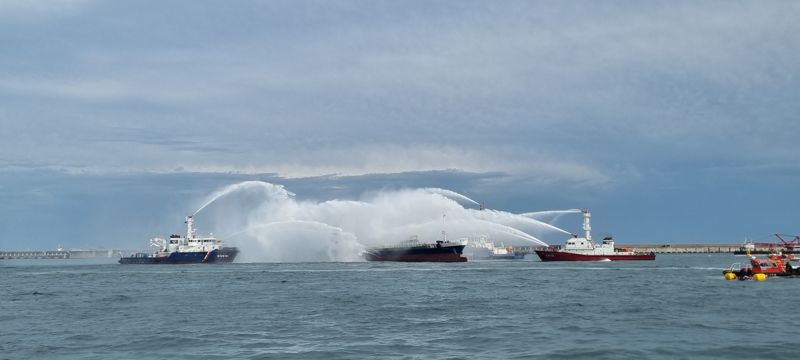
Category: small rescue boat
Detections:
[{"x1": 723, "y1": 252, "x2": 799, "y2": 281}]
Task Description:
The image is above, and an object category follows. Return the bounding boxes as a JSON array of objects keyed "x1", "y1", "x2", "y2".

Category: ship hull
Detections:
[
  {"x1": 365, "y1": 244, "x2": 467, "y2": 262},
  {"x1": 119, "y1": 247, "x2": 239, "y2": 264},
  {"x1": 535, "y1": 249, "x2": 655, "y2": 262},
  {"x1": 473, "y1": 253, "x2": 525, "y2": 260}
]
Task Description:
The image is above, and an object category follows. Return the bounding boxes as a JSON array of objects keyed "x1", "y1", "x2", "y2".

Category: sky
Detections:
[{"x1": 1, "y1": 1, "x2": 799, "y2": 251}]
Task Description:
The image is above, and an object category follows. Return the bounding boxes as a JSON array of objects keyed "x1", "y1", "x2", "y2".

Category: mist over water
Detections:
[{"x1": 192, "y1": 181, "x2": 565, "y2": 262}]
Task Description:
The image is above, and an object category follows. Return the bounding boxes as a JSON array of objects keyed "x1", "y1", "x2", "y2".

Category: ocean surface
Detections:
[{"x1": 2, "y1": 254, "x2": 799, "y2": 359}]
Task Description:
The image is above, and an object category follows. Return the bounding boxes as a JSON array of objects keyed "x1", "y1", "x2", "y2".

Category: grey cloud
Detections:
[{"x1": 0, "y1": 1, "x2": 797, "y2": 185}]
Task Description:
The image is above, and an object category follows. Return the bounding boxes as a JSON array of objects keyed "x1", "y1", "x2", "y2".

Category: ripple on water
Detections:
[{"x1": 2, "y1": 256, "x2": 800, "y2": 359}]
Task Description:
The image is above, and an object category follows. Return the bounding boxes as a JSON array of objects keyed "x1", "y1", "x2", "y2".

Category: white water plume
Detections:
[
  {"x1": 381, "y1": 216, "x2": 548, "y2": 246},
  {"x1": 470, "y1": 219, "x2": 548, "y2": 245},
  {"x1": 423, "y1": 188, "x2": 480, "y2": 206},
  {"x1": 194, "y1": 181, "x2": 295, "y2": 215},
  {"x1": 471, "y1": 208, "x2": 571, "y2": 236},
  {"x1": 192, "y1": 181, "x2": 563, "y2": 262},
  {"x1": 232, "y1": 220, "x2": 363, "y2": 262},
  {"x1": 519, "y1": 209, "x2": 582, "y2": 224}
]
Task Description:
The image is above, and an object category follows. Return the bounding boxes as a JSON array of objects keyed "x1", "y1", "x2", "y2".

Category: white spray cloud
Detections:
[
  {"x1": 234, "y1": 220, "x2": 363, "y2": 263},
  {"x1": 193, "y1": 181, "x2": 561, "y2": 262}
]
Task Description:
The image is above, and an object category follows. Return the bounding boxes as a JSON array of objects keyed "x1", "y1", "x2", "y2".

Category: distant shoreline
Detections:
[{"x1": 0, "y1": 249, "x2": 126, "y2": 260}]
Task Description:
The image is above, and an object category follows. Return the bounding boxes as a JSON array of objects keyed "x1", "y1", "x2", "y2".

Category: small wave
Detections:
[
  {"x1": 103, "y1": 294, "x2": 132, "y2": 302},
  {"x1": 65, "y1": 334, "x2": 99, "y2": 342}
]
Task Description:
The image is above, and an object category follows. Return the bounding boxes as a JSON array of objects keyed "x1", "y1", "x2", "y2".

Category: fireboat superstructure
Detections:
[
  {"x1": 534, "y1": 210, "x2": 655, "y2": 261},
  {"x1": 119, "y1": 215, "x2": 238, "y2": 264}
]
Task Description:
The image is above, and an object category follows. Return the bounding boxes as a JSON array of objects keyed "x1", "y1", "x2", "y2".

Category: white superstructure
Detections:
[
  {"x1": 150, "y1": 215, "x2": 223, "y2": 256},
  {"x1": 560, "y1": 210, "x2": 634, "y2": 256}
]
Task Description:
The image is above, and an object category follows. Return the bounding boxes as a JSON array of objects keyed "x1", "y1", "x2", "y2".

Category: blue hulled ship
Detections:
[{"x1": 119, "y1": 215, "x2": 238, "y2": 264}]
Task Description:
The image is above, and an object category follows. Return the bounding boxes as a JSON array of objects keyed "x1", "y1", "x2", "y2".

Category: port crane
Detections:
[{"x1": 775, "y1": 234, "x2": 800, "y2": 251}]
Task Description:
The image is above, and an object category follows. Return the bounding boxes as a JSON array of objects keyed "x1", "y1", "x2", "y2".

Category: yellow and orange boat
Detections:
[{"x1": 723, "y1": 252, "x2": 798, "y2": 281}]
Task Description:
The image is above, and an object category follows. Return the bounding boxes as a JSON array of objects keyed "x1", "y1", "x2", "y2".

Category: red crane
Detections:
[{"x1": 775, "y1": 234, "x2": 800, "y2": 250}]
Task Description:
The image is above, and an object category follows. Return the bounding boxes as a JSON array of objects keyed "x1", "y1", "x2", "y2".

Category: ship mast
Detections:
[
  {"x1": 186, "y1": 215, "x2": 196, "y2": 240},
  {"x1": 582, "y1": 209, "x2": 592, "y2": 241},
  {"x1": 441, "y1": 213, "x2": 447, "y2": 242}
]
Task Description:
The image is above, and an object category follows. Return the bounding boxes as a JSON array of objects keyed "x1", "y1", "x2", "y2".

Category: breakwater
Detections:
[
  {"x1": 0, "y1": 249, "x2": 125, "y2": 260},
  {"x1": 513, "y1": 244, "x2": 744, "y2": 255},
  {"x1": 624, "y1": 244, "x2": 741, "y2": 253}
]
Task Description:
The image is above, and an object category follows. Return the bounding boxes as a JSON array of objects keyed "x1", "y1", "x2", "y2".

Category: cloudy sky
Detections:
[{"x1": 1, "y1": 1, "x2": 798, "y2": 250}]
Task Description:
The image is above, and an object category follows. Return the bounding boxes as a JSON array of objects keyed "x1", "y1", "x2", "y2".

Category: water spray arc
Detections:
[
  {"x1": 472, "y1": 208, "x2": 571, "y2": 236},
  {"x1": 192, "y1": 181, "x2": 564, "y2": 262},
  {"x1": 227, "y1": 219, "x2": 353, "y2": 240},
  {"x1": 469, "y1": 219, "x2": 548, "y2": 246},
  {"x1": 194, "y1": 181, "x2": 295, "y2": 215},
  {"x1": 519, "y1": 209, "x2": 582, "y2": 224},
  {"x1": 423, "y1": 188, "x2": 480, "y2": 206}
]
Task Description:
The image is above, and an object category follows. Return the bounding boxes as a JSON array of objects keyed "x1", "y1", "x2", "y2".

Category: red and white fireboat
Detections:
[{"x1": 534, "y1": 210, "x2": 655, "y2": 262}]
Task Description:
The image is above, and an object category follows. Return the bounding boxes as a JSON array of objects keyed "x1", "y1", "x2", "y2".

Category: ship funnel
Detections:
[{"x1": 582, "y1": 209, "x2": 591, "y2": 241}]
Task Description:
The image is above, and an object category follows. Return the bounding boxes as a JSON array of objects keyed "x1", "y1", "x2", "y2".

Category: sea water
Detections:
[{"x1": 2, "y1": 254, "x2": 799, "y2": 359}]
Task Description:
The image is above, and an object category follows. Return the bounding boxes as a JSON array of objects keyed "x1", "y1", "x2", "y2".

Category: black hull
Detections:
[
  {"x1": 119, "y1": 247, "x2": 239, "y2": 264},
  {"x1": 365, "y1": 244, "x2": 467, "y2": 262}
]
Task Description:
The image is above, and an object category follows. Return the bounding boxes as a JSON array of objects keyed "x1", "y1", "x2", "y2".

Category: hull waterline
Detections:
[
  {"x1": 535, "y1": 249, "x2": 655, "y2": 262},
  {"x1": 119, "y1": 247, "x2": 239, "y2": 264},
  {"x1": 365, "y1": 243, "x2": 467, "y2": 263}
]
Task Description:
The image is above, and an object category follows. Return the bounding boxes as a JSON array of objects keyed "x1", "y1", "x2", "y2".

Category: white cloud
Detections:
[
  {"x1": 0, "y1": 76, "x2": 209, "y2": 104},
  {"x1": 0, "y1": 140, "x2": 616, "y2": 189},
  {"x1": 0, "y1": 1, "x2": 798, "y2": 187},
  {"x1": 0, "y1": 0, "x2": 89, "y2": 18}
]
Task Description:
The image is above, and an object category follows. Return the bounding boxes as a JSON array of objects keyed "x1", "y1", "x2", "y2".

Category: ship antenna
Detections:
[{"x1": 582, "y1": 209, "x2": 592, "y2": 241}]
